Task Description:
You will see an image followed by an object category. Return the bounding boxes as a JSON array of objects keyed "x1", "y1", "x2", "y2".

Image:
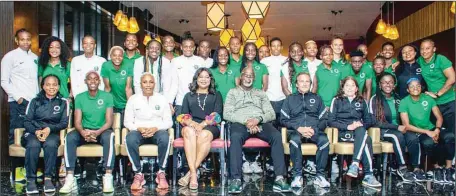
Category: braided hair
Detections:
[
  {"x1": 287, "y1": 42, "x2": 304, "y2": 84},
  {"x1": 143, "y1": 39, "x2": 163, "y2": 92},
  {"x1": 374, "y1": 72, "x2": 398, "y2": 123}
]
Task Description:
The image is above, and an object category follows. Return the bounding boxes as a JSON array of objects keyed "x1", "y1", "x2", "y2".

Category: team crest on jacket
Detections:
[
  {"x1": 416, "y1": 68, "x2": 422, "y2": 74},
  {"x1": 54, "y1": 105, "x2": 60, "y2": 111},
  {"x1": 97, "y1": 99, "x2": 104, "y2": 105},
  {"x1": 355, "y1": 102, "x2": 361, "y2": 109},
  {"x1": 309, "y1": 99, "x2": 316, "y2": 104},
  {"x1": 121, "y1": 70, "x2": 127, "y2": 76},
  {"x1": 155, "y1": 105, "x2": 160, "y2": 110}
]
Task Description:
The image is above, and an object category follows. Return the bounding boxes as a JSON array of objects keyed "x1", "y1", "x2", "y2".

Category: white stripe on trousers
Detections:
[
  {"x1": 161, "y1": 137, "x2": 171, "y2": 169},
  {"x1": 356, "y1": 133, "x2": 368, "y2": 161},
  {"x1": 106, "y1": 132, "x2": 115, "y2": 168},
  {"x1": 384, "y1": 133, "x2": 406, "y2": 165},
  {"x1": 64, "y1": 135, "x2": 70, "y2": 168},
  {"x1": 364, "y1": 144, "x2": 373, "y2": 173},
  {"x1": 125, "y1": 136, "x2": 138, "y2": 172}
]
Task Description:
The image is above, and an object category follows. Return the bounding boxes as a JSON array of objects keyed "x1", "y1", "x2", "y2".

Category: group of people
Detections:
[{"x1": 1, "y1": 28, "x2": 455, "y2": 194}]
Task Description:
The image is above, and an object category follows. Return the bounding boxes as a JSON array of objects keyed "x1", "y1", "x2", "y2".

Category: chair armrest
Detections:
[
  {"x1": 67, "y1": 110, "x2": 73, "y2": 129},
  {"x1": 324, "y1": 128, "x2": 333, "y2": 144},
  {"x1": 368, "y1": 127, "x2": 381, "y2": 143},
  {"x1": 332, "y1": 127, "x2": 339, "y2": 144},
  {"x1": 220, "y1": 121, "x2": 226, "y2": 140},
  {"x1": 14, "y1": 128, "x2": 25, "y2": 145},
  {"x1": 121, "y1": 128, "x2": 129, "y2": 144},
  {"x1": 112, "y1": 113, "x2": 121, "y2": 129},
  {"x1": 114, "y1": 126, "x2": 121, "y2": 145},
  {"x1": 281, "y1": 127, "x2": 287, "y2": 144},
  {"x1": 168, "y1": 128, "x2": 174, "y2": 141},
  {"x1": 67, "y1": 127, "x2": 75, "y2": 133},
  {"x1": 59, "y1": 129, "x2": 66, "y2": 144}
]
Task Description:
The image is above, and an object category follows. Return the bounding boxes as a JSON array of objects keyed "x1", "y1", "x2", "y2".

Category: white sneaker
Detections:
[
  {"x1": 314, "y1": 175, "x2": 330, "y2": 188},
  {"x1": 304, "y1": 161, "x2": 317, "y2": 175},
  {"x1": 103, "y1": 174, "x2": 114, "y2": 193},
  {"x1": 59, "y1": 175, "x2": 78, "y2": 193},
  {"x1": 291, "y1": 176, "x2": 303, "y2": 188},
  {"x1": 242, "y1": 162, "x2": 253, "y2": 174},
  {"x1": 331, "y1": 160, "x2": 339, "y2": 174},
  {"x1": 251, "y1": 161, "x2": 263, "y2": 174}
]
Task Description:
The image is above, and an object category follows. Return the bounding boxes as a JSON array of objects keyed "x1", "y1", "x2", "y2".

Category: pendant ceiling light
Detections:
[
  {"x1": 113, "y1": 9, "x2": 123, "y2": 26},
  {"x1": 388, "y1": 2, "x2": 399, "y2": 40},
  {"x1": 375, "y1": 2, "x2": 386, "y2": 35},
  {"x1": 118, "y1": 14, "x2": 129, "y2": 32},
  {"x1": 451, "y1": 2, "x2": 455, "y2": 14},
  {"x1": 255, "y1": 37, "x2": 266, "y2": 48},
  {"x1": 241, "y1": 18, "x2": 261, "y2": 43},
  {"x1": 143, "y1": 33, "x2": 152, "y2": 46},
  {"x1": 219, "y1": 14, "x2": 234, "y2": 47},
  {"x1": 382, "y1": 2, "x2": 391, "y2": 39},
  {"x1": 207, "y1": 2, "x2": 225, "y2": 31},
  {"x1": 127, "y1": 2, "x2": 139, "y2": 34},
  {"x1": 143, "y1": 9, "x2": 151, "y2": 46},
  {"x1": 242, "y1": 1, "x2": 270, "y2": 19}
]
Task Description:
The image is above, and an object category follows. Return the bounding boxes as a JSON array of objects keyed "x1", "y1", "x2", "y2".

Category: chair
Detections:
[
  {"x1": 9, "y1": 128, "x2": 66, "y2": 181},
  {"x1": 281, "y1": 127, "x2": 334, "y2": 177},
  {"x1": 120, "y1": 127, "x2": 174, "y2": 181},
  {"x1": 332, "y1": 127, "x2": 381, "y2": 184},
  {"x1": 368, "y1": 128, "x2": 394, "y2": 181},
  {"x1": 64, "y1": 113, "x2": 121, "y2": 177},
  {"x1": 172, "y1": 121, "x2": 227, "y2": 187}
]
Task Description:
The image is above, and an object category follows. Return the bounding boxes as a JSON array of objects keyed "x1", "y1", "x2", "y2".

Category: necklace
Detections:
[{"x1": 197, "y1": 93, "x2": 208, "y2": 111}]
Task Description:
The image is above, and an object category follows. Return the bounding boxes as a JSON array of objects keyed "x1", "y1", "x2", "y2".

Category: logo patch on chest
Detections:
[
  {"x1": 97, "y1": 99, "x2": 104, "y2": 105},
  {"x1": 155, "y1": 105, "x2": 160, "y2": 110},
  {"x1": 53, "y1": 105, "x2": 61, "y2": 114},
  {"x1": 354, "y1": 102, "x2": 362, "y2": 110},
  {"x1": 255, "y1": 66, "x2": 260, "y2": 70},
  {"x1": 360, "y1": 73, "x2": 365, "y2": 78},
  {"x1": 121, "y1": 70, "x2": 127, "y2": 76}
]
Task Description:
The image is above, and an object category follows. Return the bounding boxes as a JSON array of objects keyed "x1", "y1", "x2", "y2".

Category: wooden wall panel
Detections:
[
  {"x1": 0, "y1": 1, "x2": 15, "y2": 172},
  {"x1": 13, "y1": 2, "x2": 39, "y2": 54}
]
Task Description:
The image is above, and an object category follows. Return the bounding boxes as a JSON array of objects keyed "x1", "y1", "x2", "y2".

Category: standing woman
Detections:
[
  {"x1": 101, "y1": 46, "x2": 133, "y2": 127},
  {"x1": 399, "y1": 78, "x2": 453, "y2": 182},
  {"x1": 312, "y1": 45, "x2": 342, "y2": 108},
  {"x1": 38, "y1": 36, "x2": 72, "y2": 99},
  {"x1": 236, "y1": 43, "x2": 269, "y2": 91},
  {"x1": 281, "y1": 42, "x2": 309, "y2": 96},
  {"x1": 330, "y1": 37, "x2": 350, "y2": 79},
  {"x1": 177, "y1": 68, "x2": 223, "y2": 190},
  {"x1": 395, "y1": 44, "x2": 426, "y2": 99},
  {"x1": 328, "y1": 77, "x2": 381, "y2": 188},
  {"x1": 371, "y1": 56, "x2": 387, "y2": 94},
  {"x1": 303, "y1": 40, "x2": 322, "y2": 87},
  {"x1": 418, "y1": 39, "x2": 455, "y2": 180},
  {"x1": 369, "y1": 73, "x2": 414, "y2": 182},
  {"x1": 210, "y1": 47, "x2": 239, "y2": 102},
  {"x1": 23, "y1": 75, "x2": 69, "y2": 194}
]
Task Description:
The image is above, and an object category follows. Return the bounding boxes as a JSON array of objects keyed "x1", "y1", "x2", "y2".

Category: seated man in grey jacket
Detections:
[{"x1": 224, "y1": 67, "x2": 290, "y2": 194}]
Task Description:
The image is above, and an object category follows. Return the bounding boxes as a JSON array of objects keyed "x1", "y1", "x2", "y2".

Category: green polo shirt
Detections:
[
  {"x1": 75, "y1": 90, "x2": 114, "y2": 129},
  {"x1": 101, "y1": 60, "x2": 132, "y2": 109},
  {"x1": 350, "y1": 64, "x2": 373, "y2": 93},
  {"x1": 384, "y1": 58, "x2": 397, "y2": 74},
  {"x1": 280, "y1": 61, "x2": 309, "y2": 93},
  {"x1": 385, "y1": 96, "x2": 398, "y2": 125},
  {"x1": 250, "y1": 61, "x2": 269, "y2": 90},
  {"x1": 398, "y1": 94, "x2": 436, "y2": 130},
  {"x1": 229, "y1": 54, "x2": 243, "y2": 69},
  {"x1": 210, "y1": 65, "x2": 240, "y2": 102},
  {"x1": 123, "y1": 51, "x2": 142, "y2": 67},
  {"x1": 418, "y1": 54, "x2": 455, "y2": 105},
  {"x1": 316, "y1": 63, "x2": 342, "y2": 107},
  {"x1": 364, "y1": 60, "x2": 373, "y2": 69},
  {"x1": 37, "y1": 61, "x2": 71, "y2": 98},
  {"x1": 333, "y1": 59, "x2": 351, "y2": 79}
]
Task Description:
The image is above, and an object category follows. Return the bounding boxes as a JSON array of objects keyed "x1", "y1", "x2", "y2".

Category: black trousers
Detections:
[
  {"x1": 270, "y1": 100, "x2": 284, "y2": 129},
  {"x1": 125, "y1": 130, "x2": 171, "y2": 173},
  {"x1": 22, "y1": 133, "x2": 60, "y2": 179},
  {"x1": 405, "y1": 130, "x2": 455, "y2": 167},
  {"x1": 114, "y1": 107, "x2": 125, "y2": 130},
  {"x1": 64, "y1": 129, "x2": 115, "y2": 171},
  {"x1": 229, "y1": 122, "x2": 286, "y2": 179},
  {"x1": 381, "y1": 129, "x2": 407, "y2": 166},
  {"x1": 288, "y1": 130, "x2": 329, "y2": 177},
  {"x1": 339, "y1": 127, "x2": 374, "y2": 175},
  {"x1": 9, "y1": 100, "x2": 29, "y2": 145}
]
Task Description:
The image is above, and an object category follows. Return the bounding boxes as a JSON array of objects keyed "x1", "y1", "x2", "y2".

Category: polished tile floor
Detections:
[{"x1": 2, "y1": 161, "x2": 455, "y2": 196}]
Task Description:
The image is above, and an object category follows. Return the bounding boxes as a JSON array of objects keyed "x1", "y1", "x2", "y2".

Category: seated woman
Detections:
[
  {"x1": 399, "y1": 78, "x2": 454, "y2": 183},
  {"x1": 177, "y1": 67, "x2": 223, "y2": 191},
  {"x1": 328, "y1": 76, "x2": 381, "y2": 188},
  {"x1": 369, "y1": 73, "x2": 414, "y2": 182},
  {"x1": 60, "y1": 71, "x2": 115, "y2": 194},
  {"x1": 125, "y1": 72, "x2": 173, "y2": 190},
  {"x1": 23, "y1": 74, "x2": 69, "y2": 194}
]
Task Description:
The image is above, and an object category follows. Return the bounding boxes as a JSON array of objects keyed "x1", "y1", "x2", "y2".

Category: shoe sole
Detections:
[
  {"x1": 362, "y1": 181, "x2": 382, "y2": 188},
  {"x1": 26, "y1": 190, "x2": 39, "y2": 194},
  {"x1": 346, "y1": 172, "x2": 358, "y2": 178},
  {"x1": 131, "y1": 180, "x2": 146, "y2": 191},
  {"x1": 44, "y1": 188, "x2": 56, "y2": 193},
  {"x1": 273, "y1": 186, "x2": 292, "y2": 192},
  {"x1": 314, "y1": 181, "x2": 330, "y2": 188},
  {"x1": 228, "y1": 190, "x2": 242, "y2": 194},
  {"x1": 59, "y1": 186, "x2": 78, "y2": 194}
]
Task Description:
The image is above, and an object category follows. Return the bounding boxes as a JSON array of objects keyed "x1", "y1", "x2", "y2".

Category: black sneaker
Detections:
[
  {"x1": 445, "y1": 168, "x2": 455, "y2": 183},
  {"x1": 433, "y1": 168, "x2": 445, "y2": 183},
  {"x1": 43, "y1": 178, "x2": 55, "y2": 192},
  {"x1": 26, "y1": 180, "x2": 39, "y2": 194},
  {"x1": 228, "y1": 179, "x2": 242, "y2": 194},
  {"x1": 413, "y1": 169, "x2": 426, "y2": 182},
  {"x1": 273, "y1": 177, "x2": 291, "y2": 192},
  {"x1": 397, "y1": 167, "x2": 414, "y2": 182}
]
